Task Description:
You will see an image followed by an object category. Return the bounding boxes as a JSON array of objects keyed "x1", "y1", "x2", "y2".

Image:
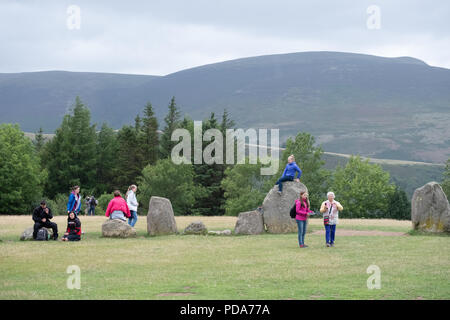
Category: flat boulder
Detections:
[
  {"x1": 147, "y1": 196, "x2": 177, "y2": 236},
  {"x1": 234, "y1": 210, "x2": 264, "y2": 235},
  {"x1": 20, "y1": 226, "x2": 53, "y2": 240},
  {"x1": 183, "y1": 221, "x2": 207, "y2": 235},
  {"x1": 262, "y1": 181, "x2": 308, "y2": 233},
  {"x1": 411, "y1": 182, "x2": 450, "y2": 233},
  {"x1": 102, "y1": 219, "x2": 136, "y2": 238}
]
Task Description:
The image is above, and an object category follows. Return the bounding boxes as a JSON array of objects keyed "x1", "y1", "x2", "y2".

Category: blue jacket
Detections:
[
  {"x1": 282, "y1": 161, "x2": 302, "y2": 179},
  {"x1": 67, "y1": 193, "x2": 82, "y2": 213}
]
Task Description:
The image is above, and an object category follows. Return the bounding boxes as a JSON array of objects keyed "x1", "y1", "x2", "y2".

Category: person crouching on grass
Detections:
[
  {"x1": 296, "y1": 191, "x2": 314, "y2": 248},
  {"x1": 320, "y1": 192, "x2": 343, "y2": 247},
  {"x1": 62, "y1": 212, "x2": 81, "y2": 241},
  {"x1": 275, "y1": 154, "x2": 302, "y2": 195},
  {"x1": 105, "y1": 190, "x2": 131, "y2": 221}
]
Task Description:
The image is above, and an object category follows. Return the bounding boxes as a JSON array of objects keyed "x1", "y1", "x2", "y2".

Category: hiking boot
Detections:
[{"x1": 53, "y1": 234, "x2": 58, "y2": 241}]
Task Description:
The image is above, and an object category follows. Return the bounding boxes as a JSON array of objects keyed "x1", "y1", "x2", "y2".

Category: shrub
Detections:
[{"x1": 97, "y1": 192, "x2": 114, "y2": 213}]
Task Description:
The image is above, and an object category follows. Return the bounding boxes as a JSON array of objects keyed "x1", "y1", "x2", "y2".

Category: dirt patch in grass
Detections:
[
  {"x1": 312, "y1": 229, "x2": 407, "y2": 236},
  {"x1": 157, "y1": 292, "x2": 196, "y2": 296}
]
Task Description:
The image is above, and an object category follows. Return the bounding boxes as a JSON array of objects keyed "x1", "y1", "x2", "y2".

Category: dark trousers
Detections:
[
  {"x1": 88, "y1": 206, "x2": 95, "y2": 216},
  {"x1": 63, "y1": 234, "x2": 80, "y2": 241},
  {"x1": 324, "y1": 224, "x2": 336, "y2": 244},
  {"x1": 33, "y1": 221, "x2": 58, "y2": 239},
  {"x1": 275, "y1": 176, "x2": 294, "y2": 191}
]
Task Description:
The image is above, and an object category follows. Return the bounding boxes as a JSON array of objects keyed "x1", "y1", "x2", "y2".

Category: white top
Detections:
[
  {"x1": 321, "y1": 200, "x2": 343, "y2": 225},
  {"x1": 126, "y1": 190, "x2": 139, "y2": 212}
]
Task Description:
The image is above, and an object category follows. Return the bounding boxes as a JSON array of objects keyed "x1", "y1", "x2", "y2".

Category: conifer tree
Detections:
[{"x1": 160, "y1": 97, "x2": 181, "y2": 159}]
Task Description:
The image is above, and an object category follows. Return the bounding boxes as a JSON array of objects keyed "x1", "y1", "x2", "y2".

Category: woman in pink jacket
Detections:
[
  {"x1": 296, "y1": 191, "x2": 314, "y2": 248},
  {"x1": 105, "y1": 190, "x2": 131, "y2": 221}
]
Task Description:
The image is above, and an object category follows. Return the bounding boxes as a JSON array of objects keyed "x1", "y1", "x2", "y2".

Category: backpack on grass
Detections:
[{"x1": 36, "y1": 228, "x2": 49, "y2": 241}]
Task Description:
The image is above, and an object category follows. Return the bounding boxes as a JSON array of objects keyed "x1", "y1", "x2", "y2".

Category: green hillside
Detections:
[{"x1": 1, "y1": 51, "x2": 449, "y2": 163}]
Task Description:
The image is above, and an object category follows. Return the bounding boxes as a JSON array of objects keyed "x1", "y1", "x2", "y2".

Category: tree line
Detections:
[{"x1": 2, "y1": 96, "x2": 449, "y2": 219}]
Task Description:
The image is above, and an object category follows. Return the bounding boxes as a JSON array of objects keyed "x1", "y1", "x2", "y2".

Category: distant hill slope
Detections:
[{"x1": 1, "y1": 51, "x2": 449, "y2": 163}]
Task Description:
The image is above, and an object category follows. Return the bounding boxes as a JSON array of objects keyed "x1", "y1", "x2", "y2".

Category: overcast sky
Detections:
[{"x1": 1, "y1": 0, "x2": 449, "y2": 75}]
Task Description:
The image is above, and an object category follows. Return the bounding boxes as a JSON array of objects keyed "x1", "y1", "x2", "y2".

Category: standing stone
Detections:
[
  {"x1": 411, "y1": 182, "x2": 450, "y2": 233},
  {"x1": 234, "y1": 210, "x2": 264, "y2": 235},
  {"x1": 184, "y1": 221, "x2": 207, "y2": 235},
  {"x1": 147, "y1": 196, "x2": 177, "y2": 235},
  {"x1": 102, "y1": 219, "x2": 136, "y2": 238},
  {"x1": 262, "y1": 181, "x2": 308, "y2": 233}
]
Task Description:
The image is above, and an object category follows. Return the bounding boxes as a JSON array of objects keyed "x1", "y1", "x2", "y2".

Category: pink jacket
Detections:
[
  {"x1": 295, "y1": 199, "x2": 313, "y2": 221},
  {"x1": 105, "y1": 196, "x2": 131, "y2": 218}
]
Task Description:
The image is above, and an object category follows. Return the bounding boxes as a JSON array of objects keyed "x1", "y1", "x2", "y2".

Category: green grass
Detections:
[{"x1": 0, "y1": 216, "x2": 449, "y2": 300}]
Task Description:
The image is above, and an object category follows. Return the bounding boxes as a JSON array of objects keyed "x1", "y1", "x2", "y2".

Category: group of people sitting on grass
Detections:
[
  {"x1": 31, "y1": 184, "x2": 139, "y2": 241},
  {"x1": 278, "y1": 155, "x2": 344, "y2": 248}
]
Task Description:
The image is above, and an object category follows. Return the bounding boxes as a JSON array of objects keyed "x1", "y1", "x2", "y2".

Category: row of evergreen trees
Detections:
[
  {"x1": 34, "y1": 96, "x2": 235, "y2": 216},
  {"x1": 3, "y1": 95, "x2": 448, "y2": 218}
]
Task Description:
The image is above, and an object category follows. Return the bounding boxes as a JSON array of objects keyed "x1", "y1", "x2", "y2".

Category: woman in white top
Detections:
[
  {"x1": 126, "y1": 184, "x2": 139, "y2": 227},
  {"x1": 320, "y1": 191, "x2": 343, "y2": 247}
]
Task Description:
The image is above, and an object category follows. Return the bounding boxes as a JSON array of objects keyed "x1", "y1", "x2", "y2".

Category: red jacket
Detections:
[{"x1": 105, "y1": 196, "x2": 131, "y2": 218}]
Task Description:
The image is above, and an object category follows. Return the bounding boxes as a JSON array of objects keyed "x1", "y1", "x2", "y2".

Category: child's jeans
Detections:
[
  {"x1": 296, "y1": 219, "x2": 308, "y2": 246},
  {"x1": 128, "y1": 210, "x2": 138, "y2": 227},
  {"x1": 275, "y1": 176, "x2": 294, "y2": 191}
]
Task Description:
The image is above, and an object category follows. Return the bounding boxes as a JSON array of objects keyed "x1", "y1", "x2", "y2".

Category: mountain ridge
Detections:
[{"x1": 1, "y1": 51, "x2": 449, "y2": 163}]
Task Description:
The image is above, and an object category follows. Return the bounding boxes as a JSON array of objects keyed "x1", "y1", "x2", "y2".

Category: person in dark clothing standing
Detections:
[
  {"x1": 62, "y1": 212, "x2": 81, "y2": 241},
  {"x1": 32, "y1": 201, "x2": 58, "y2": 240},
  {"x1": 88, "y1": 196, "x2": 97, "y2": 216}
]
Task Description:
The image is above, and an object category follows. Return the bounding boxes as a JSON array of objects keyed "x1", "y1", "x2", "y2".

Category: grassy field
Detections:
[{"x1": 0, "y1": 215, "x2": 449, "y2": 300}]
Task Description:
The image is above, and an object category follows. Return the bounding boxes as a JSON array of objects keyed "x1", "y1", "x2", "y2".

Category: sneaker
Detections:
[
  {"x1": 299, "y1": 244, "x2": 305, "y2": 248},
  {"x1": 330, "y1": 243, "x2": 335, "y2": 247},
  {"x1": 53, "y1": 234, "x2": 58, "y2": 241},
  {"x1": 277, "y1": 191, "x2": 282, "y2": 195},
  {"x1": 326, "y1": 243, "x2": 331, "y2": 247},
  {"x1": 303, "y1": 244, "x2": 309, "y2": 248}
]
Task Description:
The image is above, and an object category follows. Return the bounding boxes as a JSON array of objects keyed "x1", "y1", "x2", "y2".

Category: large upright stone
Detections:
[
  {"x1": 234, "y1": 210, "x2": 264, "y2": 235},
  {"x1": 411, "y1": 182, "x2": 450, "y2": 233},
  {"x1": 102, "y1": 219, "x2": 136, "y2": 238},
  {"x1": 147, "y1": 196, "x2": 177, "y2": 235},
  {"x1": 262, "y1": 181, "x2": 308, "y2": 233}
]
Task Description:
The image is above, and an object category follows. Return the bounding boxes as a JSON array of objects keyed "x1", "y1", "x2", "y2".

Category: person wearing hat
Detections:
[{"x1": 32, "y1": 200, "x2": 58, "y2": 240}]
